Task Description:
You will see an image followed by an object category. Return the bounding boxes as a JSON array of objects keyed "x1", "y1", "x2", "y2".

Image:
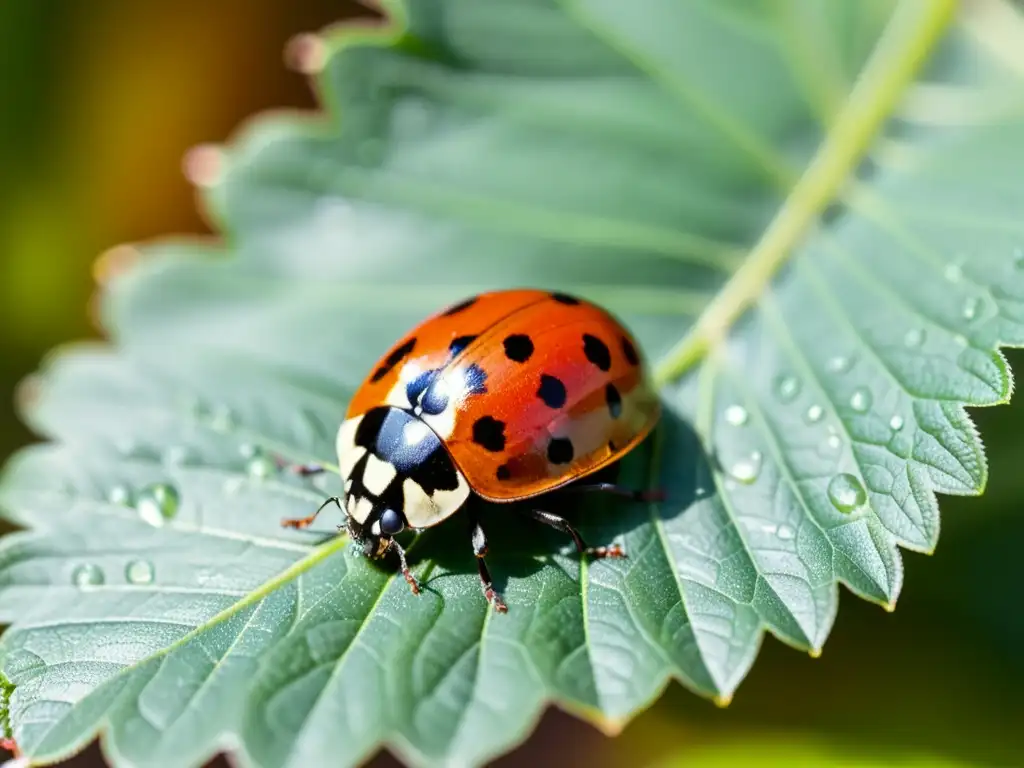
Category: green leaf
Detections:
[{"x1": 2, "y1": 0, "x2": 1023, "y2": 766}]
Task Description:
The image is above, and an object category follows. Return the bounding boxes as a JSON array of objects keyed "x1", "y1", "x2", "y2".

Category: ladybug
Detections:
[{"x1": 282, "y1": 289, "x2": 661, "y2": 612}]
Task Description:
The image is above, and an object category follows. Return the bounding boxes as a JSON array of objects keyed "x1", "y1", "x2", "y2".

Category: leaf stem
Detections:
[{"x1": 652, "y1": 0, "x2": 958, "y2": 387}]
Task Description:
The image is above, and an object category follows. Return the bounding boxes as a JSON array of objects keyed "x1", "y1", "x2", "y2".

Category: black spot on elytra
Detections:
[
  {"x1": 448, "y1": 335, "x2": 477, "y2": 357},
  {"x1": 371, "y1": 337, "x2": 417, "y2": 382},
  {"x1": 547, "y1": 437, "x2": 574, "y2": 465},
  {"x1": 607, "y1": 440, "x2": 617, "y2": 452},
  {"x1": 583, "y1": 334, "x2": 612, "y2": 372},
  {"x1": 472, "y1": 416, "x2": 506, "y2": 452},
  {"x1": 443, "y1": 296, "x2": 477, "y2": 316},
  {"x1": 464, "y1": 363, "x2": 488, "y2": 395},
  {"x1": 496, "y1": 464, "x2": 512, "y2": 481},
  {"x1": 406, "y1": 368, "x2": 439, "y2": 406},
  {"x1": 621, "y1": 336, "x2": 640, "y2": 366},
  {"x1": 537, "y1": 374, "x2": 567, "y2": 409},
  {"x1": 605, "y1": 383, "x2": 622, "y2": 418},
  {"x1": 503, "y1": 334, "x2": 534, "y2": 363},
  {"x1": 551, "y1": 292, "x2": 580, "y2": 305}
]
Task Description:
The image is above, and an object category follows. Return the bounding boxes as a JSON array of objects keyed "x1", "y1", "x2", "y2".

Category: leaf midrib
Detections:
[{"x1": 652, "y1": 0, "x2": 958, "y2": 387}]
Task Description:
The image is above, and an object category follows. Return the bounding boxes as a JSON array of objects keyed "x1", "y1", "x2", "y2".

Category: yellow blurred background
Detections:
[{"x1": 2, "y1": 2, "x2": 1023, "y2": 767}]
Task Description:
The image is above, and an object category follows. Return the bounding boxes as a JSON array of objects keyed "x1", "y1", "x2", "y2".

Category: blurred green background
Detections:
[{"x1": 1, "y1": 2, "x2": 1022, "y2": 767}]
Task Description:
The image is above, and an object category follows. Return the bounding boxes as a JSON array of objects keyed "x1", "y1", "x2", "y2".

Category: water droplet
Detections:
[
  {"x1": 889, "y1": 415, "x2": 904, "y2": 431},
  {"x1": 954, "y1": 334, "x2": 968, "y2": 347},
  {"x1": 163, "y1": 445, "x2": 193, "y2": 467},
  {"x1": 805, "y1": 404, "x2": 824, "y2": 424},
  {"x1": 209, "y1": 405, "x2": 235, "y2": 433},
  {"x1": 822, "y1": 434, "x2": 843, "y2": 455},
  {"x1": 962, "y1": 296, "x2": 980, "y2": 321},
  {"x1": 728, "y1": 451, "x2": 762, "y2": 485},
  {"x1": 774, "y1": 374, "x2": 800, "y2": 403},
  {"x1": 72, "y1": 564, "x2": 104, "y2": 588},
  {"x1": 776, "y1": 524, "x2": 796, "y2": 541},
  {"x1": 849, "y1": 387, "x2": 872, "y2": 413},
  {"x1": 239, "y1": 443, "x2": 259, "y2": 459},
  {"x1": 827, "y1": 473, "x2": 867, "y2": 514},
  {"x1": 903, "y1": 328, "x2": 925, "y2": 348},
  {"x1": 125, "y1": 559, "x2": 155, "y2": 585},
  {"x1": 135, "y1": 483, "x2": 181, "y2": 527},
  {"x1": 944, "y1": 262, "x2": 963, "y2": 283},
  {"x1": 247, "y1": 456, "x2": 277, "y2": 479},
  {"x1": 724, "y1": 405, "x2": 748, "y2": 426},
  {"x1": 827, "y1": 355, "x2": 852, "y2": 373},
  {"x1": 107, "y1": 485, "x2": 134, "y2": 506}
]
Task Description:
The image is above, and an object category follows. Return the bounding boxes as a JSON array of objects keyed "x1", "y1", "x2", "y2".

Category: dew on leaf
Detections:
[
  {"x1": 723, "y1": 404, "x2": 749, "y2": 426},
  {"x1": 821, "y1": 433, "x2": 843, "y2": 456},
  {"x1": 107, "y1": 485, "x2": 134, "y2": 506},
  {"x1": 728, "y1": 451, "x2": 762, "y2": 484},
  {"x1": 239, "y1": 443, "x2": 260, "y2": 459},
  {"x1": 125, "y1": 559, "x2": 155, "y2": 585},
  {"x1": 163, "y1": 445, "x2": 194, "y2": 467},
  {"x1": 954, "y1": 334, "x2": 968, "y2": 347},
  {"x1": 247, "y1": 456, "x2": 278, "y2": 479},
  {"x1": 776, "y1": 524, "x2": 796, "y2": 541},
  {"x1": 805, "y1": 404, "x2": 824, "y2": 424},
  {"x1": 944, "y1": 262, "x2": 963, "y2": 283},
  {"x1": 849, "y1": 387, "x2": 872, "y2": 413},
  {"x1": 209, "y1": 405, "x2": 236, "y2": 433},
  {"x1": 889, "y1": 415, "x2": 904, "y2": 431},
  {"x1": 827, "y1": 473, "x2": 867, "y2": 514},
  {"x1": 827, "y1": 355, "x2": 852, "y2": 373},
  {"x1": 774, "y1": 374, "x2": 800, "y2": 403},
  {"x1": 903, "y1": 328, "x2": 925, "y2": 348},
  {"x1": 72, "y1": 564, "x2": 104, "y2": 588},
  {"x1": 962, "y1": 296, "x2": 980, "y2": 321},
  {"x1": 136, "y1": 483, "x2": 181, "y2": 527}
]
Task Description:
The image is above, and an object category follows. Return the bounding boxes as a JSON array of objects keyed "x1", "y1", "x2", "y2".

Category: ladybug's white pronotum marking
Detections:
[{"x1": 361, "y1": 454, "x2": 397, "y2": 496}]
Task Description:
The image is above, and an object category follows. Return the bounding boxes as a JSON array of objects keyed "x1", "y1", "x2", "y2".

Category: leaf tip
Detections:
[
  {"x1": 182, "y1": 144, "x2": 226, "y2": 189},
  {"x1": 883, "y1": 600, "x2": 897, "y2": 613},
  {"x1": 808, "y1": 646, "x2": 823, "y2": 659},
  {"x1": 284, "y1": 33, "x2": 327, "y2": 75},
  {"x1": 12, "y1": 375, "x2": 42, "y2": 418},
  {"x1": 713, "y1": 694, "x2": 733, "y2": 709},
  {"x1": 92, "y1": 244, "x2": 143, "y2": 288}
]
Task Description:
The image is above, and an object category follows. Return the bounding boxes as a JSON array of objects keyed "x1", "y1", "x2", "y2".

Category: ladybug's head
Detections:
[{"x1": 345, "y1": 504, "x2": 405, "y2": 559}]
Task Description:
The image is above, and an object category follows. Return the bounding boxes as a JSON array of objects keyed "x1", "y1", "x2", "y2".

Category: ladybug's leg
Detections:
[
  {"x1": 558, "y1": 483, "x2": 665, "y2": 502},
  {"x1": 387, "y1": 538, "x2": 421, "y2": 595},
  {"x1": 522, "y1": 509, "x2": 625, "y2": 559},
  {"x1": 273, "y1": 457, "x2": 327, "y2": 476},
  {"x1": 468, "y1": 510, "x2": 508, "y2": 613},
  {"x1": 281, "y1": 496, "x2": 342, "y2": 530}
]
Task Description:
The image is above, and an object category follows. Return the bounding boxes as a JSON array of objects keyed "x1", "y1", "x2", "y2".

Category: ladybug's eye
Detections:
[{"x1": 378, "y1": 508, "x2": 405, "y2": 536}]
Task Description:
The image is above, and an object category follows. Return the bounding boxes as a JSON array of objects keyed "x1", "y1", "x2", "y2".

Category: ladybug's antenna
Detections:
[{"x1": 281, "y1": 496, "x2": 343, "y2": 531}]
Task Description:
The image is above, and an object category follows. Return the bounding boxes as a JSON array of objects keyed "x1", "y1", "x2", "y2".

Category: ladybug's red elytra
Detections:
[{"x1": 282, "y1": 289, "x2": 662, "y2": 612}]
